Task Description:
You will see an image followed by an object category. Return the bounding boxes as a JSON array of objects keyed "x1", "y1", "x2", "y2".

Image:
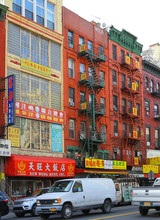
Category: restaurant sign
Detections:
[
  {"x1": 143, "y1": 165, "x2": 159, "y2": 174},
  {"x1": 146, "y1": 157, "x2": 160, "y2": 165}
]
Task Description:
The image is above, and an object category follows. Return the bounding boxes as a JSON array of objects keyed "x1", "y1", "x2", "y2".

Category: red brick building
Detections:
[
  {"x1": 143, "y1": 60, "x2": 160, "y2": 151},
  {"x1": 108, "y1": 26, "x2": 145, "y2": 167},
  {"x1": 63, "y1": 7, "x2": 110, "y2": 163}
]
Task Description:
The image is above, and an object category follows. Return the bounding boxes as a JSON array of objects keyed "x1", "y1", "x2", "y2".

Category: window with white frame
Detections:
[
  {"x1": 114, "y1": 121, "x2": 118, "y2": 136},
  {"x1": 68, "y1": 58, "x2": 75, "y2": 78},
  {"x1": 79, "y1": 36, "x2": 84, "y2": 51},
  {"x1": 113, "y1": 95, "x2": 118, "y2": 111},
  {"x1": 145, "y1": 100, "x2": 150, "y2": 116},
  {"x1": 146, "y1": 127, "x2": 150, "y2": 146},
  {"x1": 80, "y1": 63, "x2": 85, "y2": 73},
  {"x1": 150, "y1": 79, "x2": 154, "y2": 93},
  {"x1": 80, "y1": 91, "x2": 85, "y2": 103},
  {"x1": 69, "y1": 87, "x2": 75, "y2": 107},
  {"x1": 13, "y1": 0, "x2": 55, "y2": 30},
  {"x1": 80, "y1": 121, "x2": 86, "y2": 138},
  {"x1": 69, "y1": 119, "x2": 75, "y2": 139},
  {"x1": 112, "y1": 69, "x2": 117, "y2": 85},
  {"x1": 100, "y1": 71, "x2": 105, "y2": 86},
  {"x1": 157, "y1": 82, "x2": 160, "y2": 93},
  {"x1": 68, "y1": 30, "x2": 74, "y2": 48},
  {"x1": 154, "y1": 104, "x2": 159, "y2": 117},
  {"x1": 101, "y1": 125, "x2": 106, "y2": 142},
  {"x1": 88, "y1": 40, "x2": 93, "y2": 53}
]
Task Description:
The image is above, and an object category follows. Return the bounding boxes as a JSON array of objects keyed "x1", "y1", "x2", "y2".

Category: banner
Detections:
[
  {"x1": 143, "y1": 165, "x2": 159, "y2": 174},
  {"x1": 51, "y1": 124, "x2": 62, "y2": 152},
  {"x1": 8, "y1": 127, "x2": 20, "y2": 147}
]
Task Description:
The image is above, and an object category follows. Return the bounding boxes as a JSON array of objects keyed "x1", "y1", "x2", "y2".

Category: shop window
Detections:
[
  {"x1": 13, "y1": 0, "x2": 55, "y2": 30},
  {"x1": 112, "y1": 70, "x2": 117, "y2": 85},
  {"x1": 69, "y1": 87, "x2": 75, "y2": 107},
  {"x1": 68, "y1": 30, "x2": 74, "y2": 48},
  {"x1": 112, "y1": 44, "x2": 117, "y2": 60},
  {"x1": 68, "y1": 58, "x2": 75, "y2": 78},
  {"x1": 69, "y1": 119, "x2": 75, "y2": 139}
]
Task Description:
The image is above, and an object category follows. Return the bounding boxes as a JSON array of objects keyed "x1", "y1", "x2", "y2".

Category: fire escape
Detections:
[
  {"x1": 120, "y1": 55, "x2": 142, "y2": 163},
  {"x1": 78, "y1": 43, "x2": 106, "y2": 157}
]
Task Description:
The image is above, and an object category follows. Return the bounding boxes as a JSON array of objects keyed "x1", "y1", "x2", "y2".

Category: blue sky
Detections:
[{"x1": 63, "y1": 0, "x2": 160, "y2": 50}]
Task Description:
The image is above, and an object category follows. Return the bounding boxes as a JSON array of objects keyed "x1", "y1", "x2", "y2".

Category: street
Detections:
[{"x1": 2, "y1": 205, "x2": 160, "y2": 220}]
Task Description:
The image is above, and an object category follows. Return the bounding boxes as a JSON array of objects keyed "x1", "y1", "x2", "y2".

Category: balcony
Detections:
[
  {"x1": 151, "y1": 90, "x2": 160, "y2": 98},
  {"x1": 77, "y1": 44, "x2": 107, "y2": 63},
  {"x1": 154, "y1": 114, "x2": 160, "y2": 120},
  {"x1": 79, "y1": 101, "x2": 105, "y2": 116},
  {"x1": 122, "y1": 107, "x2": 140, "y2": 119},
  {"x1": 79, "y1": 130, "x2": 104, "y2": 144},
  {"x1": 120, "y1": 56, "x2": 140, "y2": 71},
  {"x1": 124, "y1": 131, "x2": 141, "y2": 145},
  {"x1": 121, "y1": 82, "x2": 140, "y2": 94}
]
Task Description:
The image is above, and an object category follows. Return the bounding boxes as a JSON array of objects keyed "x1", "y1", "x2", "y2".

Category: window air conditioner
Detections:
[
  {"x1": 114, "y1": 133, "x2": 118, "y2": 137},
  {"x1": 128, "y1": 53, "x2": 133, "y2": 58},
  {"x1": 147, "y1": 142, "x2": 150, "y2": 146},
  {"x1": 155, "y1": 115, "x2": 159, "y2": 118},
  {"x1": 69, "y1": 43, "x2": 74, "y2": 48},
  {"x1": 69, "y1": 102, "x2": 75, "y2": 107},
  {"x1": 146, "y1": 88, "x2": 149, "y2": 91},
  {"x1": 113, "y1": 105, "x2": 118, "y2": 111}
]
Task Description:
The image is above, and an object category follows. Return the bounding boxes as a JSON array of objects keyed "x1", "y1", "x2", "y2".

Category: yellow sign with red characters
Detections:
[
  {"x1": 133, "y1": 108, "x2": 137, "y2": 115},
  {"x1": 8, "y1": 127, "x2": 20, "y2": 147},
  {"x1": 85, "y1": 158, "x2": 104, "y2": 169},
  {"x1": 133, "y1": 131, "x2": 138, "y2": 138},
  {"x1": 80, "y1": 44, "x2": 85, "y2": 52},
  {"x1": 146, "y1": 157, "x2": 160, "y2": 165},
  {"x1": 132, "y1": 83, "x2": 136, "y2": 91},
  {"x1": 126, "y1": 56, "x2": 130, "y2": 64},
  {"x1": 81, "y1": 73, "x2": 86, "y2": 80},
  {"x1": 135, "y1": 61, "x2": 140, "y2": 69},
  {"x1": 81, "y1": 102, "x2": 87, "y2": 110},
  {"x1": 143, "y1": 165, "x2": 159, "y2": 174},
  {"x1": 134, "y1": 157, "x2": 139, "y2": 165}
]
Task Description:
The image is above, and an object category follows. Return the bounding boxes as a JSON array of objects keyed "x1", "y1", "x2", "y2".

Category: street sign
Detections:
[{"x1": 148, "y1": 170, "x2": 154, "y2": 180}]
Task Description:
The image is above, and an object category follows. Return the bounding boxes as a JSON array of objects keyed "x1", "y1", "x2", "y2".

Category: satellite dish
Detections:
[{"x1": 102, "y1": 23, "x2": 106, "y2": 28}]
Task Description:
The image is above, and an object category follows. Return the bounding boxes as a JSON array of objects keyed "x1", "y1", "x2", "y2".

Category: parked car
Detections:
[
  {"x1": 0, "y1": 191, "x2": 9, "y2": 217},
  {"x1": 13, "y1": 187, "x2": 49, "y2": 217},
  {"x1": 36, "y1": 178, "x2": 116, "y2": 219},
  {"x1": 132, "y1": 177, "x2": 160, "y2": 216}
]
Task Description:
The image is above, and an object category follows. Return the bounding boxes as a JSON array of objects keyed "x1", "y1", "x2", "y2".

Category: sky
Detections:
[{"x1": 63, "y1": 0, "x2": 160, "y2": 50}]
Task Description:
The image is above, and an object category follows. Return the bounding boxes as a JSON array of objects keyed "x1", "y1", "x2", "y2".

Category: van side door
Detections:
[
  {"x1": 115, "y1": 183, "x2": 121, "y2": 203},
  {"x1": 72, "y1": 180, "x2": 85, "y2": 208}
]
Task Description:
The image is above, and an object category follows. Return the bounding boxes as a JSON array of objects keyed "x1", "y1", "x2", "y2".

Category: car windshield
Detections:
[
  {"x1": 48, "y1": 181, "x2": 73, "y2": 192},
  {"x1": 31, "y1": 188, "x2": 49, "y2": 197}
]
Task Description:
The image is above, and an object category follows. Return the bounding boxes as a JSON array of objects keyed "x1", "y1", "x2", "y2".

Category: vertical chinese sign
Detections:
[
  {"x1": 8, "y1": 75, "x2": 15, "y2": 125},
  {"x1": 51, "y1": 124, "x2": 62, "y2": 152}
]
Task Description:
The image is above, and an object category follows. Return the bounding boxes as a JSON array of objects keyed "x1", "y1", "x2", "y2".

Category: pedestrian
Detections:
[{"x1": 26, "y1": 187, "x2": 33, "y2": 197}]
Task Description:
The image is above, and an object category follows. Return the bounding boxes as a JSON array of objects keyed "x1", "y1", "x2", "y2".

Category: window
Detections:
[
  {"x1": 99, "y1": 45, "x2": 104, "y2": 57},
  {"x1": 150, "y1": 79, "x2": 154, "y2": 93},
  {"x1": 100, "y1": 97, "x2": 105, "y2": 114},
  {"x1": 155, "y1": 129, "x2": 159, "y2": 149},
  {"x1": 146, "y1": 127, "x2": 150, "y2": 146},
  {"x1": 21, "y1": 30, "x2": 49, "y2": 67},
  {"x1": 80, "y1": 91, "x2": 85, "y2": 103},
  {"x1": 13, "y1": 0, "x2": 55, "y2": 30},
  {"x1": 145, "y1": 100, "x2": 150, "y2": 116},
  {"x1": 122, "y1": 98, "x2": 126, "y2": 113},
  {"x1": 36, "y1": 0, "x2": 44, "y2": 25},
  {"x1": 100, "y1": 71, "x2": 105, "y2": 86},
  {"x1": 79, "y1": 36, "x2": 84, "y2": 51},
  {"x1": 123, "y1": 123, "x2": 127, "y2": 137},
  {"x1": 127, "y1": 76, "x2": 131, "y2": 88},
  {"x1": 69, "y1": 119, "x2": 75, "y2": 139},
  {"x1": 69, "y1": 87, "x2": 75, "y2": 107},
  {"x1": 121, "y1": 49, "x2": 125, "y2": 63},
  {"x1": 112, "y1": 70, "x2": 117, "y2": 85},
  {"x1": 157, "y1": 82, "x2": 160, "y2": 93},
  {"x1": 89, "y1": 94, "x2": 92, "y2": 108},
  {"x1": 137, "y1": 126, "x2": 141, "y2": 138},
  {"x1": 80, "y1": 121, "x2": 86, "y2": 138},
  {"x1": 25, "y1": 0, "x2": 33, "y2": 20},
  {"x1": 145, "y1": 77, "x2": 149, "y2": 91},
  {"x1": 112, "y1": 44, "x2": 117, "y2": 60},
  {"x1": 113, "y1": 95, "x2": 118, "y2": 111},
  {"x1": 114, "y1": 121, "x2": 118, "y2": 136},
  {"x1": 13, "y1": 0, "x2": 22, "y2": 15},
  {"x1": 154, "y1": 104, "x2": 159, "y2": 116},
  {"x1": 88, "y1": 67, "x2": 93, "y2": 81},
  {"x1": 129, "y1": 124, "x2": 133, "y2": 137},
  {"x1": 136, "y1": 103, "x2": 140, "y2": 116},
  {"x1": 68, "y1": 58, "x2": 75, "y2": 78},
  {"x1": 80, "y1": 63, "x2": 85, "y2": 73},
  {"x1": 47, "y1": 2, "x2": 55, "y2": 30},
  {"x1": 136, "y1": 80, "x2": 139, "y2": 91},
  {"x1": 128, "y1": 101, "x2": 132, "y2": 114},
  {"x1": 88, "y1": 40, "x2": 93, "y2": 53},
  {"x1": 122, "y1": 74, "x2": 125, "y2": 88},
  {"x1": 68, "y1": 30, "x2": 74, "y2": 48},
  {"x1": 101, "y1": 125, "x2": 106, "y2": 142},
  {"x1": 73, "y1": 181, "x2": 83, "y2": 192}
]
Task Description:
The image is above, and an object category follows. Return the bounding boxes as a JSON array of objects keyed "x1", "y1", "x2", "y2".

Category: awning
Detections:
[
  {"x1": 5, "y1": 154, "x2": 75, "y2": 178},
  {"x1": 76, "y1": 169, "x2": 129, "y2": 175}
]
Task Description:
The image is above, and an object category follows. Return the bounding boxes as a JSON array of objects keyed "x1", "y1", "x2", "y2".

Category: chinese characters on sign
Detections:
[
  {"x1": 143, "y1": 165, "x2": 159, "y2": 174},
  {"x1": 8, "y1": 75, "x2": 15, "y2": 125},
  {"x1": 85, "y1": 158, "x2": 104, "y2": 169},
  {"x1": 0, "y1": 140, "x2": 11, "y2": 157},
  {"x1": 146, "y1": 157, "x2": 160, "y2": 165},
  {"x1": 8, "y1": 127, "x2": 20, "y2": 147},
  {"x1": 51, "y1": 124, "x2": 62, "y2": 152}
]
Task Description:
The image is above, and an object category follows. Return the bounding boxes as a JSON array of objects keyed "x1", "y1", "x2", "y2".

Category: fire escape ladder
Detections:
[
  {"x1": 85, "y1": 54, "x2": 100, "y2": 84},
  {"x1": 94, "y1": 96, "x2": 100, "y2": 112},
  {"x1": 85, "y1": 82, "x2": 95, "y2": 94}
]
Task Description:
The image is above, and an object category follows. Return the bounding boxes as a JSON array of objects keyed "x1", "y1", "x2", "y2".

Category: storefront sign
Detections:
[
  {"x1": 8, "y1": 127, "x2": 20, "y2": 147},
  {"x1": 5, "y1": 100, "x2": 65, "y2": 125},
  {"x1": 132, "y1": 166, "x2": 143, "y2": 172},
  {"x1": 146, "y1": 157, "x2": 160, "y2": 165},
  {"x1": 113, "y1": 160, "x2": 126, "y2": 170},
  {"x1": 0, "y1": 139, "x2": 11, "y2": 157},
  {"x1": 104, "y1": 160, "x2": 113, "y2": 169},
  {"x1": 147, "y1": 149, "x2": 160, "y2": 158},
  {"x1": 85, "y1": 158, "x2": 104, "y2": 169},
  {"x1": 21, "y1": 59, "x2": 51, "y2": 78},
  {"x1": 8, "y1": 75, "x2": 15, "y2": 125},
  {"x1": 51, "y1": 124, "x2": 62, "y2": 152},
  {"x1": 134, "y1": 157, "x2": 139, "y2": 165},
  {"x1": 143, "y1": 165, "x2": 159, "y2": 174},
  {"x1": 5, "y1": 155, "x2": 75, "y2": 177}
]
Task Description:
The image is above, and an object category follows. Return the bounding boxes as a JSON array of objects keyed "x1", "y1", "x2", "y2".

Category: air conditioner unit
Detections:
[
  {"x1": 128, "y1": 53, "x2": 133, "y2": 58},
  {"x1": 69, "y1": 43, "x2": 74, "y2": 48},
  {"x1": 147, "y1": 142, "x2": 150, "y2": 146},
  {"x1": 114, "y1": 133, "x2": 118, "y2": 137},
  {"x1": 69, "y1": 102, "x2": 75, "y2": 107},
  {"x1": 129, "y1": 133, "x2": 132, "y2": 137},
  {"x1": 113, "y1": 105, "x2": 118, "y2": 111},
  {"x1": 155, "y1": 115, "x2": 159, "y2": 118},
  {"x1": 146, "y1": 88, "x2": 149, "y2": 91}
]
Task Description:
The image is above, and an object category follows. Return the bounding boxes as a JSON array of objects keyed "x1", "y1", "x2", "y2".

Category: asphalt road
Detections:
[{"x1": 2, "y1": 205, "x2": 160, "y2": 220}]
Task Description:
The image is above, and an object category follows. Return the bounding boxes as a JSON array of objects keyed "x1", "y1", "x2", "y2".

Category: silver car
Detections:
[{"x1": 13, "y1": 188, "x2": 49, "y2": 218}]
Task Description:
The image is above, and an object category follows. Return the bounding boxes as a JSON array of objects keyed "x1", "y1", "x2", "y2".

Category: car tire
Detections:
[
  {"x1": 102, "y1": 199, "x2": 111, "y2": 213},
  {"x1": 15, "y1": 213, "x2": 25, "y2": 217},
  {"x1": 31, "y1": 204, "x2": 37, "y2": 216},
  {"x1": 139, "y1": 207, "x2": 148, "y2": 216},
  {"x1": 40, "y1": 214, "x2": 50, "y2": 219},
  {"x1": 82, "y1": 209, "x2": 90, "y2": 215},
  {"x1": 61, "y1": 203, "x2": 73, "y2": 219}
]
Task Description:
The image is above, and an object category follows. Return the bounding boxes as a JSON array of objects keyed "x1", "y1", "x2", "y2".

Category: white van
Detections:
[{"x1": 36, "y1": 178, "x2": 116, "y2": 219}]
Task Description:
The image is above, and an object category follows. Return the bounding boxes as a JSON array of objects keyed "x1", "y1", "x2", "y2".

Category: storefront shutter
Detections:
[
  {"x1": 50, "y1": 41, "x2": 61, "y2": 71},
  {"x1": 7, "y1": 68, "x2": 20, "y2": 101},
  {"x1": 8, "y1": 22, "x2": 20, "y2": 57},
  {"x1": 51, "y1": 82, "x2": 61, "y2": 110}
]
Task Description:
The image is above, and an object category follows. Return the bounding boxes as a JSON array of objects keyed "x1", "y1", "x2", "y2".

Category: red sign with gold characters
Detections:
[
  {"x1": 5, "y1": 100, "x2": 65, "y2": 124},
  {"x1": 5, "y1": 155, "x2": 75, "y2": 177}
]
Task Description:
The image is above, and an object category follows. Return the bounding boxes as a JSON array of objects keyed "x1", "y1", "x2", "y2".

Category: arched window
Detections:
[
  {"x1": 157, "y1": 82, "x2": 160, "y2": 93},
  {"x1": 154, "y1": 104, "x2": 159, "y2": 117},
  {"x1": 150, "y1": 79, "x2": 154, "y2": 93},
  {"x1": 145, "y1": 77, "x2": 149, "y2": 91}
]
